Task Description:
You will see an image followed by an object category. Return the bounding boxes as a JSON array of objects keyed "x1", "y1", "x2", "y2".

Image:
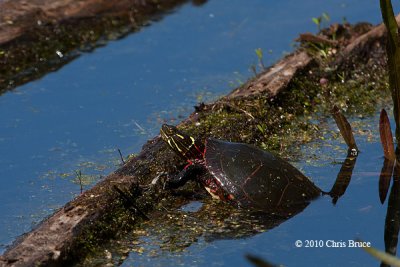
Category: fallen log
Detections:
[
  {"x1": 0, "y1": 0, "x2": 192, "y2": 93},
  {"x1": 227, "y1": 15, "x2": 400, "y2": 101},
  {"x1": 0, "y1": 0, "x2": 192, "y2": 45},
  {"x1": 0, "y1": 14, "x2": 393, "y2": 267}
]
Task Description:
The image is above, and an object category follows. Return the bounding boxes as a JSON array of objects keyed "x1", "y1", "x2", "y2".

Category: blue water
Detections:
[
  {"x1": 0, "y1": 0, "x2": 398, "y2": 265},
  {"x1": 121, "y1": 113, "x2": 388, "y2": 266}
]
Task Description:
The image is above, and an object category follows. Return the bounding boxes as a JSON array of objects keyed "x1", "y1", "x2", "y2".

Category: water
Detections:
[
  {"x1": 117, "y1": 113, "x2": 389, "y2": 267},
  {"x1": 0, "y1": 0, "x2": 398, "y2": 265}
]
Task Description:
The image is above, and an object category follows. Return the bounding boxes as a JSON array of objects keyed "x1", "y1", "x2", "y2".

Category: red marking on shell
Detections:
[
  {"x1": 202, "y1": 140, "x2": 208, "y2": 158},
  {"x1": 184, "y1": 160, "x2": 193, "y2": 169},
  {"x1": 243, "y1": 163, "x2": 263, "y2": 186},
  {"x1": 193, "y1": 143, "x2": 205, "y2": 158}
]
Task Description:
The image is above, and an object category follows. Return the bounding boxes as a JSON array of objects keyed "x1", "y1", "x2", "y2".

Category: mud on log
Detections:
[{"x1": 0, "y1": 13, "x2": 395, "y2": 267}]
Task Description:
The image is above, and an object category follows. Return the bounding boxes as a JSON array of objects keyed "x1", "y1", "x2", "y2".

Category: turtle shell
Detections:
[{"x1": 204, "y1": 138, "x2": 321, "y2": 211}]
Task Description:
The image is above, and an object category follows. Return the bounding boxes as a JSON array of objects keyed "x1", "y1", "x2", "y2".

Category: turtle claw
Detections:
[{"x1": 140, "y1": 172, "x2": 169, "y2": 191}]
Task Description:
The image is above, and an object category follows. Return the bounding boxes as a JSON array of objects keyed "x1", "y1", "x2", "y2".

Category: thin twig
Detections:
[
  {"x1": 75, "y1": 170, "x2": 83, "y2": 194},
  {"x1": 117, "y1": 148, "x2": 125, "y2": 164},
  {"x1": 214, "y1": 101, "x2": 255, "y2": 120}
]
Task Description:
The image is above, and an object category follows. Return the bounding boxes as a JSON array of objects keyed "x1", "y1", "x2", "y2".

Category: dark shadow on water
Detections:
[
  {"x1": 79, "y1": 147, "x2": 358, "y2": 266},
  {"x1": 327, "y1": 149, "x2": 358, "y2": 205},
  {"x1": 381, "y1": 158, "x2": 400, "y2": 267},
  {"x1": 0, "y1": 0, "x2": 209, "y2": 95},
  {"x1": 379, "y1": 157, "x2": 394, "y2": 204},
  {"x1": 199, "y1": 201, "x2": 310, "y2": 242},
  {"x1": 377, "y1": 108, "x2": 400, "y2": 266}
]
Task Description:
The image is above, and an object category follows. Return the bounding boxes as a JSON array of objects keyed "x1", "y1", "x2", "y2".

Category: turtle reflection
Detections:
[
  {"x1": 102, "y1": 150, "x2": 356, "y2": 266},
  {"x1": 124, "y1": 152, "x2": 356, "y2": 259},
  {"x1": 130, "y1": 197, "x2": 309, "y2": 254}
]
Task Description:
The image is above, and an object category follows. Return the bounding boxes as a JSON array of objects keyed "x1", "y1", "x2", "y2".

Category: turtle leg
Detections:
[
  {"x1": 166, "y1": 164, "x2": 206, "y2": 189},
  {"x1": 141, "y1": 172, "x2": 168, "y2": 191}
]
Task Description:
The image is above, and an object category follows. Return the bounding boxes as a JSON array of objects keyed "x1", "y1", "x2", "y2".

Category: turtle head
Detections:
[{"x1": 160, "y1": 124, "x2": 204, "y2": 161}]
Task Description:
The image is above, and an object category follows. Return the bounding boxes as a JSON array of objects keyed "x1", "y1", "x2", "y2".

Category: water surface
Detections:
[
  {"x1": 112, "y1": 112, "x2": 391, "y2": 266},
  {"x1": 0, "y1": 0, "x2": 397, "y2": 265}
]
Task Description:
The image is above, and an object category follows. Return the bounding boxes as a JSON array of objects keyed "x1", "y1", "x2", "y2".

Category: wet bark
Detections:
[{"x1": 0, "y1": 8, "x2": 396, "y2": 267}]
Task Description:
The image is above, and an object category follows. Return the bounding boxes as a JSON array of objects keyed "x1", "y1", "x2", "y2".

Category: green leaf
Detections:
[
  {"x1": 312, "y1": 17, "x2": 320, "y2": 26},
  {"x1": 319, "y1": 49, "x2": 328, "y2": 58},
  {"x1": 256, "y1": 124, "x2": 265, "y2": 134},
  {"x1": 322, "y1": 12, "x2": 330, "y2": 22},
  {"x1": 380, "y1": 0, "x2": 400, "y2": 143},
  {"x1": 255, "y1": 48, "x2": 263, "y2": 60}
]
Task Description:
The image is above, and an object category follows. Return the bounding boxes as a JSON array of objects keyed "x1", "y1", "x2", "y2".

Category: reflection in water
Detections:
[
  {"x1": 103, "y1": 111, "x2": 360, "y2": 266},
  {"x1": 379, "y1": 158, "x2": 395, "y2": 204},
  {"x1": 381, "y1": 158, "x2": 400, "y2": 267},
  {"x1": 109, "y1": 198, "x2": 311, "y2": 266},
  {"x1": 327, "y1": 149, "x2": 358, "y2": 205},
  {"x1": 149, "y1": 148, "x2": 359, "y2": 244},
  {"x1": 191, "y1": 0, "x2": 208, "y2": 6},
  {"x1": 82, "y1": 147, "x2": 358, "y2": 266},
  {"x1": 200, "y1": 202, "x2": 310, "y2": 242},
  {"x1": 328, "y1": 106, "x2": 358, "y2": 204},
  {"x1": 377, "y1": 108, "x2": 400, "y2": 266}
]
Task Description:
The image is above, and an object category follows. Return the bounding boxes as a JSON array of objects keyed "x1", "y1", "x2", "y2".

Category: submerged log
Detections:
[
  {"x1": 0, "y1": 11, "x2": 394, "y2": 267},
  {"x1": 0, "y1": 0, "x2": 192, "y2": 93},
  {"x1": 0, "y1": 0, "x2": 189, "y2": 45}
]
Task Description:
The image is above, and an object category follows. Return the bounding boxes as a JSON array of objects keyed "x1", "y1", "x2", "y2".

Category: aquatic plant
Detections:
[
  {"x1": 312, "y1": 12, "x2": 330, "y2": 32},
  {"x1": 255, "y1": 48, "x2": 266, "y2": 71},
  {"x1": 380, "y1": 0, "x2": 400, "y2": 143},
  {"x1": 75, "y1": 170, "x2": 84, "y2": 194},
  {"x1": 331, "y1": 105, "x2": 358, "y2": 151},
  {"x1": 359, "y1": 2, "x2": 400, "y2": 266},
  {"x1": 362, "y1": 244, "x2": 400, "y2": 267}
]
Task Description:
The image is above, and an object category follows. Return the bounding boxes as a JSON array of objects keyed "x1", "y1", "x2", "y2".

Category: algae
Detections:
[{"x1": 14, "y1": 20, "x2": 392, "y2": 265}]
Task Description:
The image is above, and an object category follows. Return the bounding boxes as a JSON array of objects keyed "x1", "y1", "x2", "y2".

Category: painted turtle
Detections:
[{"x1": 160, "y1": 124, "x2": 322, "y2": 211}]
